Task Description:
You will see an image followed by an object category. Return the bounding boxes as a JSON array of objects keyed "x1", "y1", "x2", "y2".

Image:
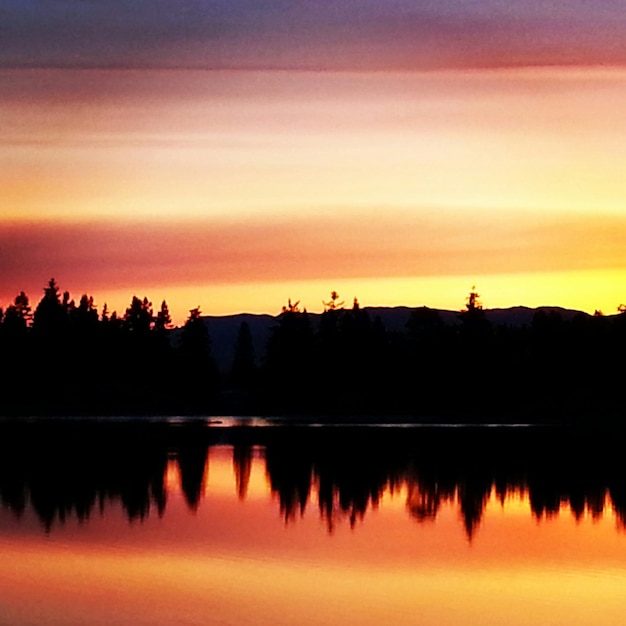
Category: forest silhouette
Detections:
[
  {"x1": 1, "y1": 278, "x2": 625, "y2": 423},
  {"x1": 1, "y1": 422, "x2": 625, "y2": 540}
]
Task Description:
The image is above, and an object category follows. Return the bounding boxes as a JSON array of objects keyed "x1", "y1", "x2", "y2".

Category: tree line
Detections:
[
  {"x1": 0, "y1": 279, "x2": 216, "y2": 415},
  {"x1": 1, "y1": 279, "x2": 625, "y2": 422}
]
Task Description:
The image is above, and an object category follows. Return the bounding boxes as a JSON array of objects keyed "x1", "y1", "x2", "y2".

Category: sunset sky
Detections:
[{"x1": 3, "y1": 1, "x2": 626, "y2": 323}]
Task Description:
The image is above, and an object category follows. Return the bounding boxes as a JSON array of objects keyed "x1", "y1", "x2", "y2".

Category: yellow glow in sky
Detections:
[
  {"x1": 83, "y1": 268, "x2": 626, "y2": 325},
  {"x1": 2, "y1": 67, "x2": 626, "y2": 316}
]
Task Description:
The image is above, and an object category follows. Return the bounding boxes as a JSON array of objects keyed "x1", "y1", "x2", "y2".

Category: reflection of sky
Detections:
[
  {"x1": 4, "y1": 1, "x2": 626, "y2": 69},
  {"x1": 0, "y1": 447, "x2": 625, "y2": 626}
]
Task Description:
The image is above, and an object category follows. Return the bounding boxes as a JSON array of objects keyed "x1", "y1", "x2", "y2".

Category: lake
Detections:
[{"x1": 0, "y1": 419, "x2": 625, "y2": 625}]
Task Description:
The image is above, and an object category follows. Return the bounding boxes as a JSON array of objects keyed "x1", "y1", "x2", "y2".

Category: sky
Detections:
[{"x1": 2, "y1": 1, "x2": 626, "y2": 323}]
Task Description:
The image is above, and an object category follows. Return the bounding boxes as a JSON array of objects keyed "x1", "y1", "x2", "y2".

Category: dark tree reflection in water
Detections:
[
  {"x1": 233, "y1": 444, "x2": 253, "y2": 501},
  {"x1": 0, "y1": 421, "x2": 170, "y2": 531},
  {"x1": 1, "y1": 421, "x2": 626, "y2": 538},
  {"x1": 265, "y1": 442, "x2": 313, "y2": 523},
  {"x1": 177, "y1": 440, "x2": 209, "y2": 511}
]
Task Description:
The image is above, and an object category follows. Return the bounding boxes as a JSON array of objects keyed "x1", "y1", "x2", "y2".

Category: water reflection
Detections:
[
  {"x1": 1, "y1": 421, "x2": 626, "y2": 538},
  {"x1": 0, "y1": 423, "x2": 169, "y2": 530},
  {"x1": 177, "y1": 439, "x2": 209, "y2": 511}
]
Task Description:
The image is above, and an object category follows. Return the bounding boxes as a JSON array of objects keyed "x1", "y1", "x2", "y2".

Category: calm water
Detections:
[{"x1": 1, "y1": 421, "x2": 626, "y2": 625}]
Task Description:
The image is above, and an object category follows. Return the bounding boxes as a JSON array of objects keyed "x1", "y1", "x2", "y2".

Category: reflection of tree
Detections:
[
  {"x1": 0, "y1": 422, "x2": 170, "y2": 531},
  {"x1": 3, "y1": 425, "x2": 626, "y2": 537},
  {"x1": 263, "y1": 431, "x2": 407, "y2": 532},
  {"x1": 314, "y1": 446, "x2": 397, "y2": 533},
  {"x1": 406, "y1": 478, "x2": 452, "y2": 523},
  {"x1": 610, "y1": 483, "x2": 626, "y2": 530},
  {"x1": 233, "y1": 444, "x2": 252, "y2": 501},
  {"x1": 526, "y1": 452, "x2": 610, "y2": 524},
  {"x1": 585, "y1": 489, "x2": 606, "y2": 520},
  {"x1": 261, "y1": 428, "x2": 626, "y2": 537},
  {"x1": 457, "y1": 477, "x2": 492, "y2": 541},
  {"x1": 406, "y1": 469, "x2": 493, "y2": 541},
  {"x1": 176, "y1": 441, "x2": 209, "y2": 511},
  {"x1": 265, "y1": 444, "x2": 312, "y2": 522}
]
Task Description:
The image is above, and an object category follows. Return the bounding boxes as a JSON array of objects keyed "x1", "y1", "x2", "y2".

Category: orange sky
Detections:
[{"x1": 3, "y1": 67, "x2": 626, "y2": 323}]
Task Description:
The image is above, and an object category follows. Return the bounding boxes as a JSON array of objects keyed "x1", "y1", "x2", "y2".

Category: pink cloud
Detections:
[{"x1": 2, "y1": 211, "x2": 625, "y2": 307}]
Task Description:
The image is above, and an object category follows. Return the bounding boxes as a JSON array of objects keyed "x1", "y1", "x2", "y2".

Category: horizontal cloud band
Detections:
[{"x1": 2, "y1": 211, "x2": 625, "y2": 298}]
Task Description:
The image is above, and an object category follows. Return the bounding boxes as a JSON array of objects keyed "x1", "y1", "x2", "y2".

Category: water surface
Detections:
[{"x1": 0, "y1": 421, "x2": 625, "y2": 625}]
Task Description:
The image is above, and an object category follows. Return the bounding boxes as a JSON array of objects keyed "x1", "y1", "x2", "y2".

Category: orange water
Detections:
[{"x1": 0, "y1": 445, "x2": 625, "y2": 626}]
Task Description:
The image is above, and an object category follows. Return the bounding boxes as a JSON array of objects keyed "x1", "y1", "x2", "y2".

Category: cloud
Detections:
[
  {"x1": 2, "y1": 211, "x2": 626, "y2": 306},
  {"x1": 3, "y1": 1, "x2": 626, "y2": 70}
]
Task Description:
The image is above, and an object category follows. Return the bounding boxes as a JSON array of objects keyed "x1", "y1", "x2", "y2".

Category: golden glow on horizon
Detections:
[
  {"x1": 74, "y1": 268, "x2": 626, "y2": 325},
  {"x1": 2, "y1": 67, "x2": 626, "y2": 316}
]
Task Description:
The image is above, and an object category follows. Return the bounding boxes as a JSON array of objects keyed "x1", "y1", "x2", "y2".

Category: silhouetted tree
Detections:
[
  {"x1": 459, "y1": 287, "x2": 490, "y2": 336},
  {"x1": 29, "y1": 280, "x2": 76, "y2": 412},
  {"x1": 317, "y1": 294, "x2": 344, "y2": 406},
  {"x1": 329, "y1": 297, "x2": 380, "y2": 412},
  {"x1": 147, "y1": 300, "x2": 175, "y2": 409},
  {"x1": 4, "y1": 292, "x2": 31, "y2": 331},
  {"x1": 63, "y1": 293, "x2": 102, "y2": 409},
  {"x1": 176, "y1": 308, "x2": 217, "y2": 412},
  {"x1": 111, "y1": 296, "x2": 157, "y2": 409},
  {"x1": 323, "y1": 290, "x2": 344, "y2": 311},
  {"x1": 71, "y1": 294, "x2": 98, "y2": 329},
  {"x1": 32, "y1": 279, "x2": 70, "y2": 336},
  {"x1": 264, "y1": 299, "x2": 315, "y2": 411},
  {"x1": 282, "y1": 298, "x2": 301, "y2": 314},
  {"x1": 0, "y1": 292, "x2": 33, "y2": 414},
  {"x1": 454, "y1": 288, "x2": 493, "y2": 415},
  {"x1": 4, "y1": 277, "x2": 626, "y2": 420},
  {"x1": 124, "y1": 296, "x2": 154, "y2": 335},
  {"x1": 155, "y1": 300, "x2": 172, "y2": 333},
  {"x1": 100, "y1": 303, "x2": 110, "y2": 323}
]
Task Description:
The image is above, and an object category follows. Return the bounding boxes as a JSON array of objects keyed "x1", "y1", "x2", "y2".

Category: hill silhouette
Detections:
[{"x1": 193, "y1": 305, "x2": 593, "y2": 373}]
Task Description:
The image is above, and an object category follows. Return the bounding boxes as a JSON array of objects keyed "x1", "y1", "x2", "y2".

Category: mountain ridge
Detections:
[{"x1": 188, "y1": 304, "x2": 598, "y2": 373}]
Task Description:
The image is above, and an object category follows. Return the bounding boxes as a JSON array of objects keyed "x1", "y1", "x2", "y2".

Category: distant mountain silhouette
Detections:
[
  {"x1": 202, "y1": 313, "x2": 275, "y2": 374},
  {"x1": 484, "y1": 305, "x2": 591, "y2": 327},
  {"x1": 5, "y1": 279, "x2": 614, "y2": 420},
  {"x1": 182, "y1": 305, "x2": 594, "y2": 372}
]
